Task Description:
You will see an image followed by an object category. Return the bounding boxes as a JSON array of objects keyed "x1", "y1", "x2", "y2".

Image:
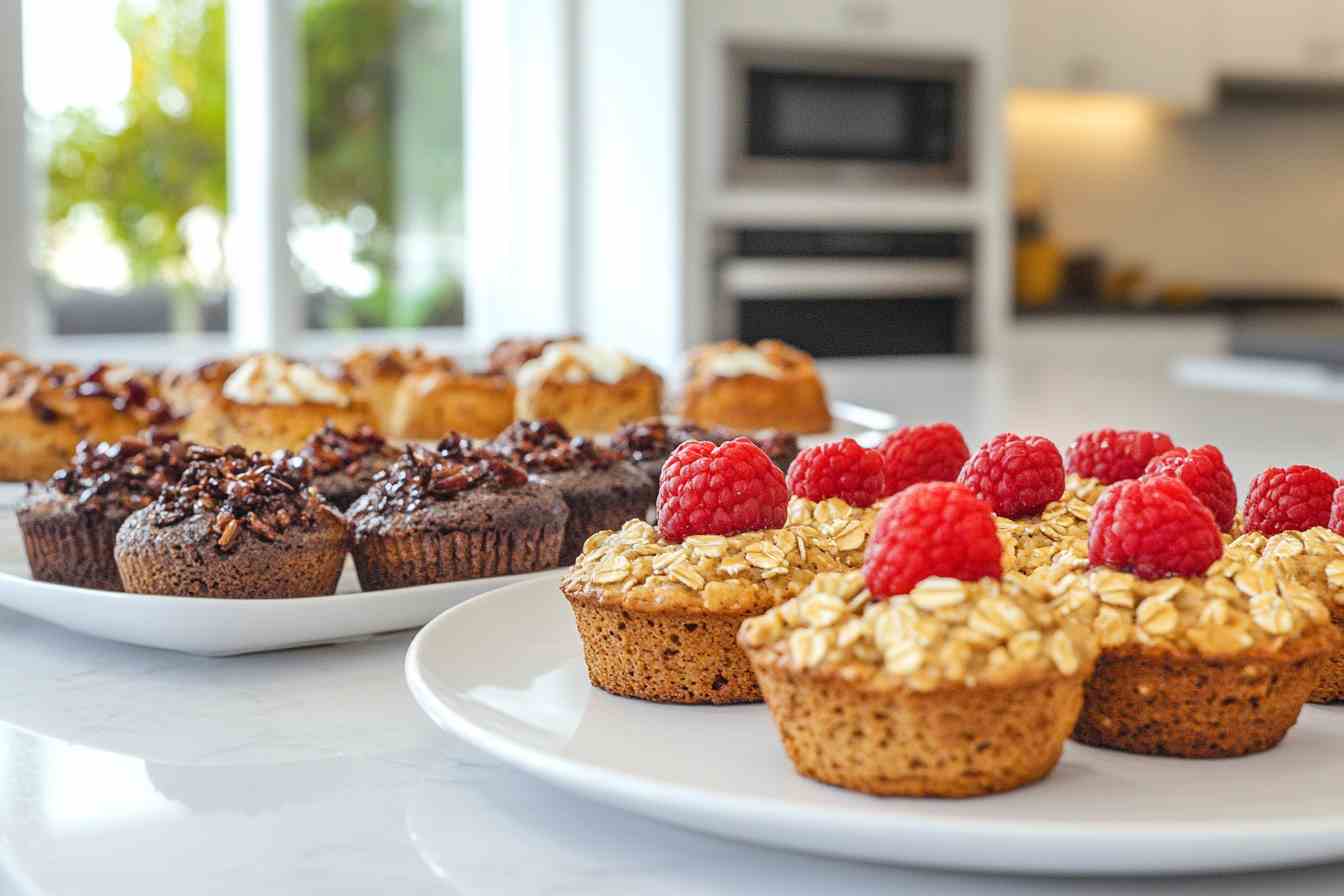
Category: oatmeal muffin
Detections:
[
  {"x1": 1224, "y1": 527, "x2": 1344, "y2": 703},
  {"x1": 180, "y1": 354, "x2": 372, "y2": 452},
  {"x1": 0, "y1": 360, "x2": 176, "y2": 481},
  {"x1": 679, "y1": 340, "x2": 830, "y2": 434},
  {"x1": 562, "y1": 519, "x2": 846, "y2": 703},
  {"x1": 740, "y1": 571, "x2": 1097, "y2": 797},
  {"x1": 609, "y1": 417, "x2": 799, "y2": 481},
  {"x1": 784, "y1": 496, "x2": 876, "y2": 568},
  {"x1": 299, "y1": 424, "x2": 401, "y2": 511},
  {"x1": 17, "y1": 430, "x2": 192, "y2": 591},
  {"x1": 490, "y1": 420, "x2": 655, "y2": 564},
  {"x1": 386, "y1": 366, "x2": 515, "y2": 440},
  {"x1": 115, "y1": 446, "x2": 349, "y2": 598},
  {"x1": 347, "y1": 442, "x2": 567, "y2": 590},
  {"x1": 514, "y1": 343, "x2": 663, "y2": 436}
]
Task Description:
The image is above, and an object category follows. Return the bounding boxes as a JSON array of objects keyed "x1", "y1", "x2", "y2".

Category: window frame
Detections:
[{"x1": 6, "y1": 0, "x2": 574, "y2": 363}]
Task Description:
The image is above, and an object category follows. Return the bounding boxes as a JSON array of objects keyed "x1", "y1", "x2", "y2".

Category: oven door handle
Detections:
[{"x1": 721, "y1": 258, "x2": 971, "y2": 299}]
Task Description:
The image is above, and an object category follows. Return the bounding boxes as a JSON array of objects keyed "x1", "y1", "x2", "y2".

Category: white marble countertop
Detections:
[{"x1": 3, "y1": 356, "x2": 1344, "y2": 895}]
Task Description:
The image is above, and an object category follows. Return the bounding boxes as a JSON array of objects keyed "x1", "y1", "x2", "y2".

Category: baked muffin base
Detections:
[
  {"x1": 18, "y1": 509, "x2": 124, "y2": 591},
  {"x1": 1308, "y1": 607, "x2": 1344, "y2": 703},
  {"x1": 752, "y1": 664, "x2": 1085, "y2": 797},
  {"x1": 353, "y1": 524, "x2": 565, "y2": 591},
  {"x1": 567, "y1": 600, "x2": 760, "y2": 704},
  {"x1": 1073, "y1": 643, "x2": 1329, "y2": 757}
]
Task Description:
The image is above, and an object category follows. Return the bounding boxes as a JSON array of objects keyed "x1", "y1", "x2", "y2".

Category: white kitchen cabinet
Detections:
[
  {"x1": 1012, "y1": 0, "x2": 1214, "y2": 108},
  {"x1": 1213, "y1": 0, "x2": 1344, "y2": 82}
]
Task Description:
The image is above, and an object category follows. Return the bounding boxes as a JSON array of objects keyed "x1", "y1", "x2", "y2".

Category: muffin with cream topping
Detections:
[
  {"x1": 386, "y1": 365, "x2": 515, "y2": 440},
  {"x1": 340, "y1": 345, "x2": 460, "y2": 432},
  {"x1": 17, "y1": 429, "x2": 193, "y2": 591},
  {"x1": 299, "y1": 423, "x2": 401, "y2": 511},
  {"x1": 114, "y1": 446, "x2": 348, "y2": 598},
  {"x1": 514, "y1": 343, "x2": 663, "y2": 436},
  {"x1": 347, "y1": 441, "x2": 567, "y2": 590},
  {"x1": 740, "y1": 481, "x2": 1097, "y2": 797},
  {"x1": 679, "y1": 339, "x2": 830, "y2": 434},
  {"x1": 562, "y1": 438, "x2": 846, "y2": 704},
  {"x1": 179, "y1": 354, "x2": 372, "y2": 452},
  {"x1": 490, "y1": 420, "x2": 655, "y2": 564},
  {"x1": 1044, "y1": 476, "x2": 1337, "y2": 757},
  {"x1": 158, "y1": 357, "x2": 241, "y2": 415}
]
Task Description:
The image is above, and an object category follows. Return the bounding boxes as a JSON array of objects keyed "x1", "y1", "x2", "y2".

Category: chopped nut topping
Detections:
[
  {"x1": 41, "y1": 428, "x2": 191, "y2": 515},
  {"x1": 489, "y1": 419, "x2": 620, "y2": 472},
  {"x1": 359, "y1": 442, "x2": 530, "y2": 515},
  {"x1": 300, "y1": 424, "x2": 400, "y2": 476},
  {"x1": 739, "y1": 571, "x2": 1098, "y2": 691},
  {"x1": 562, "y1": 517, "x2": 848, "y2": 615}
]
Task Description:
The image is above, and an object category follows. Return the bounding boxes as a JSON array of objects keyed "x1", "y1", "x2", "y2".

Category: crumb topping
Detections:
[
  {"x1": 147, "y1": 446, "x2": 329, "y2": 551},
  {"x1": 739, "y1": 571, "x2": 1098, "y2": 691},
  {"x1": 489, "y1": 419, "x2": 619, "y2": 472},
  {"x1": 1034, "y1": 533, "x2": 1335, "y2": 657},
  {"x1": 562, "y1": 518, "x2": 848, "y2": 614},
  {"x1": 45, "y1": 429, "x2": 191, "y2": 515}
]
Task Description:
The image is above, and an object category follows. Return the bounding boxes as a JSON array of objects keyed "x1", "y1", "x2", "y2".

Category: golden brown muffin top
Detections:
[
  {"x1": 342, "y1": 345, "x2": 459, "y2": 382},
  {"x1": 1226, "y1": 527, "x2": 1344, "y2": 609},
  {"x1": 220, "y1": 354, "x2": 353, "y2": 408},
  {"x1": 684, "y1": 339, "x2": 818, "y2": 386},
  {"x1": 561, "y1": 518, "x2": 847, "y2": 616},
  {"x1": 739, "y1": 570, "x2": 1098, "y2": 692},
  {"x1": 784, "y1": 495, "x2": 876, "y2": 567},
  {"x1": 1036, "y1": 534, "x2": 1336, "y2": 658},
  {"x1": 514, "y1": 342, "x2": 655, "y2": 390},
  {"x1": 1, "y1": 361, "x2": 173, "y2": 425}
]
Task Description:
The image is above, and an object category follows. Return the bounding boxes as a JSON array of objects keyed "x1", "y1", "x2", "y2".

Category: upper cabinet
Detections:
[
  {"x1": 1213, "y1": 0, "x2": 1344, "y2": 82},
  {"x1": 1013, "y1": 0, "x2": 1215, "y2": 108}
]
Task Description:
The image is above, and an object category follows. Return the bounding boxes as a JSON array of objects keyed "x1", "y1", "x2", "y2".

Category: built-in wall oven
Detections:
[
  {"x1": 716, "y1": 228, "x2": 974, "y2": 357},
  {"x1": 724, "y1": 46, "x2": 972, "y2": 188}
]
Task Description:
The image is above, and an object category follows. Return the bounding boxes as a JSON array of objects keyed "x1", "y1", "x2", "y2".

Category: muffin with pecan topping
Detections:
[
  {"x1": 299, "y1": 424, "x2": 401, "y2": 511},
  {"x1": 741, "y1": 572, "x2": 1097, "y2": 797},
  {"x1": 490, "y1": 420, "x2": 655, "y2": 564},
  {"x1": 0, "y1": 360, "x2": 177, "y2": 481},
  {"x1": 610, "y1": 418, "x2": 799, "y2": 481},
  {"x1": 346, "y1": 441, "x2": 567, "y2": 589},
  {"x1": 114, "y1": 447, "x2": 348, "y2": 598},
  {"x1": 1041, "y1": 486, "x2": 1338, "y2": 757},
  {"x1": 17, "y1": 430, "x2": 193, "y2": 591}
]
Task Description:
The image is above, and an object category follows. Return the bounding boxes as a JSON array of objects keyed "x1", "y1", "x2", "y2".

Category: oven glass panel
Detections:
[{"x1": 747, "y1": 70, "x2": 954, "y2": 163}]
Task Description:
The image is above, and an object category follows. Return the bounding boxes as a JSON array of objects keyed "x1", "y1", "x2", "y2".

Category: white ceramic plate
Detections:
[
  {"x1": 406, "y1": 575, "x2": 1344, "y2": 876},
  {"x1": 0, "y1": 561, "x2": 555, "y2": 656}
]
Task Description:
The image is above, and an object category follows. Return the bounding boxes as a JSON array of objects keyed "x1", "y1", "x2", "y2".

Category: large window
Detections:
[{"x1": 21, "y1": 0, "x2": 465, "y2": 341}]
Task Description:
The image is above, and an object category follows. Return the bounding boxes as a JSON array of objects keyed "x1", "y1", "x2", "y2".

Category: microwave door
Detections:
[{"x1": 721, "y1": 258, "x2": 971, "y2": 299}]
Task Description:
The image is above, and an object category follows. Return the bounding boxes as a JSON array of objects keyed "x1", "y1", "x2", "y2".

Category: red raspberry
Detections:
[
  {"x1": 1066, "y1": 429, "x2": 1176, "y2": 484},
  {"x1": 861, "y1": 482, "x2": 1001, "y2": 598},
  {"x1": 1330, "y1": 484, "x2": 1344, "y2": 536},
  {"x1": 1088, "y1": 476, "x2": 1223, "y2": 580},
  {"x1": 1244, "y1": 465, "x2": 1337, "y2": 536},
  {"x1": 657, "y1": 438, "x2": 788, "y2": 542},
  {"x1": 786, "y1": 437, "x2": 885, "y2": 507},
  {"x1": 956, "y1": 432, "x2": 1064, "y2": 518},
  {"x1": 877, "y1": 422, "x2": 969, "y2": 497},
  {"x1": 1144, "y1": 445, "x2": 1237, "y2": 531}
]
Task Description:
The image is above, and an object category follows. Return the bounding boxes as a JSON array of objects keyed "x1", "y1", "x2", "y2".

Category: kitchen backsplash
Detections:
[{"x1": 1009, "y1": 91, "x2": 1344, "y2": 292}]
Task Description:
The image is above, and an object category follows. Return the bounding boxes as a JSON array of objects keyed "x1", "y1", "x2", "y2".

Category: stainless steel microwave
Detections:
[{"x1": 724, "y1": 45, "x2": 972, "y2": 188}]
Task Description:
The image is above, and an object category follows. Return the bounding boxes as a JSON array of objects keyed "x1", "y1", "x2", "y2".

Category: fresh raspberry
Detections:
[
  {"x1": 1143, "y1": 445, "x2": 1237, "y2": 531},
  {"x1": 657, "y1": 438, "x2": 788, "y2": 542},
  {"x1": 861, "y1": 482, "x2": 1001, "y2": 598},
  {"x1": 956, "y1": 432, "x2": 1064, "y2": 518},
  {"x1": 1066, "y1": 429, "x2": 1176, "y2": 484},
  {"x1": 1330, "y1": 484, "x2": 1344, "y2": 536},
  {"x1": 876, "y1": 422, "x2": 969, "y2": 497},
  {"x1": 1244, "y1": 465, "x2": 1337, "y2": 536},
  {"x1": 1088, "y1": 476, "x2": 1223, "y2": 580},
  {"x1": 786, "y1": 437, "x2": 885, "y2": 507}
]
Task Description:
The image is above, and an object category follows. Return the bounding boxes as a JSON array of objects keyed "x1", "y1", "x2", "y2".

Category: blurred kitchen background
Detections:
[{"x1": 3, "y1": 0, "x2": 1343, "y2": 394}]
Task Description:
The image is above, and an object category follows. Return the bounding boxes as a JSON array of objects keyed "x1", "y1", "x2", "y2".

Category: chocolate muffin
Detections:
[
  {"x1": 489, "y1": 420, "x2": 656, "y2": 564},
  {"x1": 17, "y1": 429, "x2": 192, "y2": 591},
  {"x1": 114, "y1": 446, "x2": 348, "y2": 598},
  {"x1": 610, "y1": 418, "x2": 799, "y2": 482},
  {"x1": 346, "y1": 441, "x2": 568, "y2": 590},
  {"x1": 299, "y1": 423, "x2": 400, "y2": 510}
]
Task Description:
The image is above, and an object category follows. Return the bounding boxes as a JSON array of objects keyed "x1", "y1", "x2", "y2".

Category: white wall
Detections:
[
  {"x1": 1010, "y1": 93, "x2": 1344, "y2": 292},
  {"x1": 1, "y1": 0, "x2": 32, "y2": 352}
]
